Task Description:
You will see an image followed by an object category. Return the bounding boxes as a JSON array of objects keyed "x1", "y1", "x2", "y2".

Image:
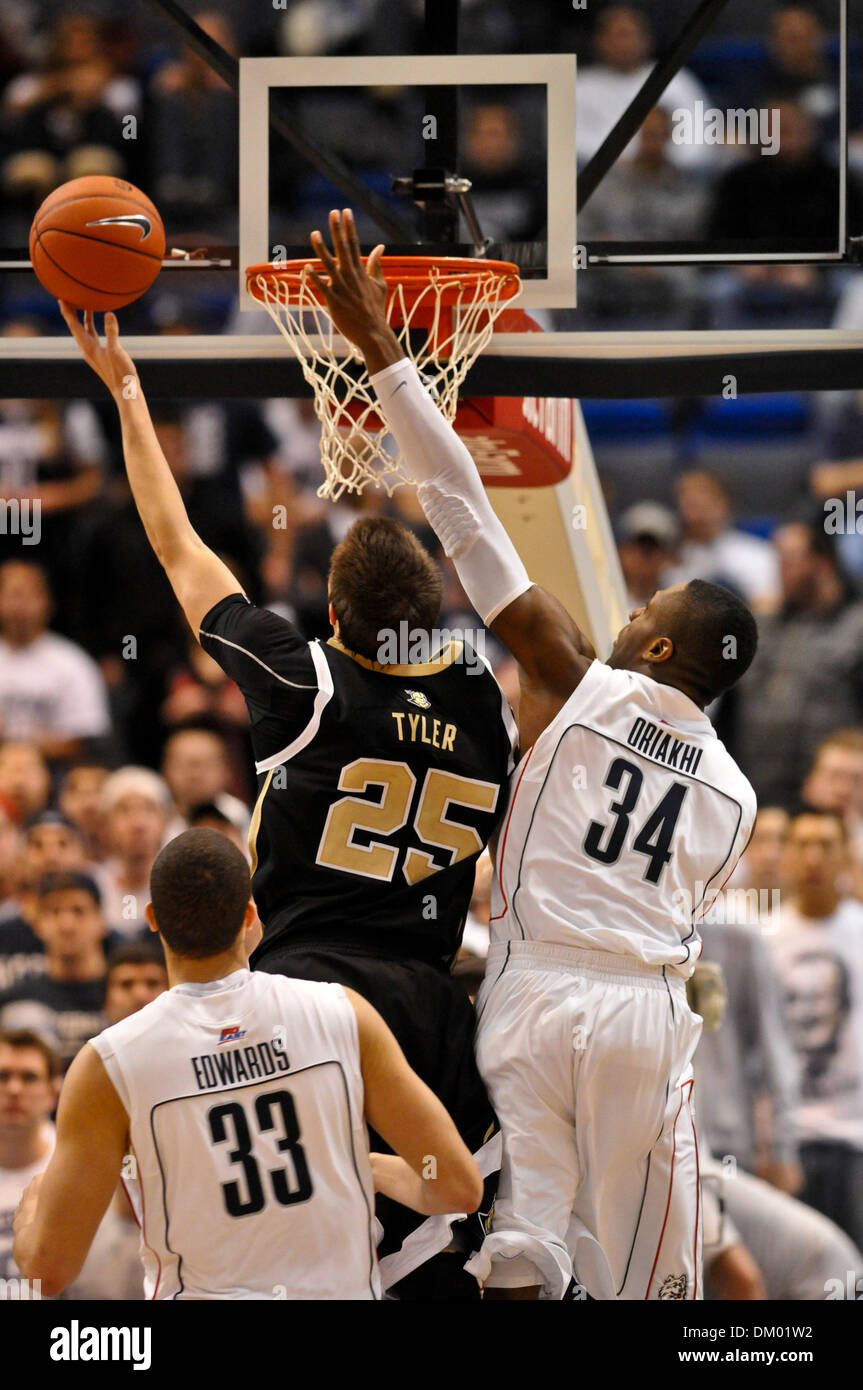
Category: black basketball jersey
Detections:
[{"x1": 199, "y1": 594, "x2": 518, "y2": 967}]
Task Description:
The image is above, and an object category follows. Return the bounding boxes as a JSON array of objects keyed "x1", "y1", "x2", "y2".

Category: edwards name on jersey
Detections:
[{"x1": 200, "y1": 594, "x2": 517, "y2": 967}]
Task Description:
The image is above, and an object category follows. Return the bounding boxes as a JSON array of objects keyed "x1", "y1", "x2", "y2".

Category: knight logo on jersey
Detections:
[
  {"x1": 218, "y1": 1024, "x2": 246, "y2": 1044},
  {"x1": 403, "y1": 689, "x2": 431, "y2": 709}
]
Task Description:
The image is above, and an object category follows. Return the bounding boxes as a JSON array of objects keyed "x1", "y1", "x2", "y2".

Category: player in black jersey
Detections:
[{"x1": 62, "y1": 300, "x2": 517, "y2": 1299}]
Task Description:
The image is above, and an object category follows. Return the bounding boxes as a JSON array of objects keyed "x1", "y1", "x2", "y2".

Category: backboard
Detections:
[{"x1": 237, "y1": 54, "x2": 577, "y2": 312}]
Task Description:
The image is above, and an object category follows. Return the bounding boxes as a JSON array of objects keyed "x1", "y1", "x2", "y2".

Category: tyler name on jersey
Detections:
[
  {"x1": 190, "y1": 1036, "x2": 290, "y2": 1091},
  {"x1": 391, "y1": 710, "x2": 457, "y2": 751},
  {"x1": 627, "y1": 717, "x2": 704, "y2": 775}
]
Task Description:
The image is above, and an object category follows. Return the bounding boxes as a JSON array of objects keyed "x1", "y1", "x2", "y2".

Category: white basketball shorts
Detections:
[{"x1": 466, "y1": 941, "x2": 703, "y2": 1300}]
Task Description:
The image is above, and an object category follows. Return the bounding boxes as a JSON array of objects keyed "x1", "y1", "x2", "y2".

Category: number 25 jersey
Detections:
[
  {"x1": 491, "y1": 660, "x2": 757, "y2": 977},
  {"x1": 199, "y1": 594, "x2": 518, "y2": 967},
  {"x1": 89, "y1": 969, "x2": 381, "y2": 1299}
]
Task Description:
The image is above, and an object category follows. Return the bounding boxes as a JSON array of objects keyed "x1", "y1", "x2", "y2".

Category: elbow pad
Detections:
[{"x1": 372, "y1": 358, "x2": 531, "y2": 626}]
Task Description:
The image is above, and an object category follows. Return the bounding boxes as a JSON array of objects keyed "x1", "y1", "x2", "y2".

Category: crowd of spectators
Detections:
[
  {"x1": 0, "y1": 2, "x2": 861, "y2": 331},
  {"x1": 0, "y1": 0, "x2": 862, "y2": 1303}
]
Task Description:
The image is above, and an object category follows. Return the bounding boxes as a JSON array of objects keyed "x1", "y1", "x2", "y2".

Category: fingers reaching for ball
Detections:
[{"x1": 60, "y1": 298, "x2": 138, "y2": 398}]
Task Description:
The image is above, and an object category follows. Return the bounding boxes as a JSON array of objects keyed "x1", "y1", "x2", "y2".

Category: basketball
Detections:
[{"x1": 29, "y1": 175, "x2": 165, "y2": 312}]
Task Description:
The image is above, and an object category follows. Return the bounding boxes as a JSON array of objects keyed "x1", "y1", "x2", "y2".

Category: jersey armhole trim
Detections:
[
  {"x1": 87, "y1": 1036, "x2": 132, "y2": 1119},
  {"x1": 198, "y1": 626, "x2": 318, "y2": 692},
  {"x1": 255, "y1": 641, "x2": 335, "y2": 773},
  {"x1": 478, "y1": 651, "x2": 519, "y2": 774}
]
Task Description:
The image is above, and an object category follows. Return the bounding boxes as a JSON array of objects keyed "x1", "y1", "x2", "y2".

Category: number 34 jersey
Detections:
[
  {"x1": 491, "y1": 660, "x2": 757, "y2": 978},
  {"x1": 89, "y1": 969, "x2": 381, "y2": 1300}
]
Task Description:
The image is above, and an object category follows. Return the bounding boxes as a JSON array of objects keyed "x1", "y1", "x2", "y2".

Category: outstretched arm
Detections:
[
  {"x1": 308, "y1": 211, "x2": 595, "y2": 710},
  {"x1": 347, "y1": 989, "x2": 483, "y2": 1216},
  {"x1": 61, "y1": 303, "x2": 243, "y2": 633}
]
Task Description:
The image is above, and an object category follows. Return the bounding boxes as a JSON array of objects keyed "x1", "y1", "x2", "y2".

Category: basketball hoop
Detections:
[{"x1": 246, "y1": 255, "x2": 521, "y2": 500}]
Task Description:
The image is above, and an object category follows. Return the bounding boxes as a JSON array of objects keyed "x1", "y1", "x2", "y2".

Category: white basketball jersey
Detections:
[
  {"x1": 491, "y1": 660, "x2": 756, "y2": 976},
  {"x1": 89, "y1": 970, "x2": 381, "y2": 1300}
]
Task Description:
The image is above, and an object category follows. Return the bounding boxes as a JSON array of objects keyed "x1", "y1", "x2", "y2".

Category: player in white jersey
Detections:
[
  {"x1": 306, "y1": 210, "x2": 760, "y2": 1299},
  {"x1": 12, "y1": 828, "x2": 482, "y2": 1299}
]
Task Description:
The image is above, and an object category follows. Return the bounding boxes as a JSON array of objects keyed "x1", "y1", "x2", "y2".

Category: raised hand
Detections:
[
  {"x1": 308, "y1": 208, "x2": 390, "y2": 351},
  {"x1": 59, "y1": 302, "x2": 138, "y2": 400}
]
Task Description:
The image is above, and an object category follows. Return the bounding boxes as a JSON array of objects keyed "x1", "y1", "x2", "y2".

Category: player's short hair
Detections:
[
  {"x1": 0, "y1": 1027, "x2": 61, "y2": 1079},
  {"x1": 673, "y1": 579, "x2": 758, "y2": 702},
  {"x1": 328, "y1": 516, "x2": 442, "y2": 661},
  {"x1": 149, "y1": 827, "x2": 250, "y2": 959}
]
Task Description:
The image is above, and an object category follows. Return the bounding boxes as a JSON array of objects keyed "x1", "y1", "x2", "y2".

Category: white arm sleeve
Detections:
[{"x1": 371, "y1": 357, "x2": 531, "y2": 626}]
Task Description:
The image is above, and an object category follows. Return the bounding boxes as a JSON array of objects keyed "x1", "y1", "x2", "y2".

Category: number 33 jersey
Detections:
[
  {"x1": 90, "y1": 969, "x2": 381, "y2": 1299},
  {"x1": 491, "y1": 660, "x2": 757, "y2": 977}
]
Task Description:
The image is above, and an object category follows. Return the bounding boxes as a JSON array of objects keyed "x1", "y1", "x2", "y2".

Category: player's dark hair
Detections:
[
  {"x1": 0, "y1": 1027, "x2": 61, "y2": 1079},
  {"x1": 673, "y1": 580, "x2": 758, "y2": 703},
  {"x1": 329, "y1": 516, "x2": 442, "y2": 662},
  {"x1": 149, "y1": 827, "x2": 250, "y2": 959}
]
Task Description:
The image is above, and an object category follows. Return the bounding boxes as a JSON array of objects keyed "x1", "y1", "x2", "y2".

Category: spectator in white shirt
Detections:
[
  {"x1": 576, "y1": 4, "x2": 715, "y2": 171},
  {"x1": 0, "y1": 562, "x2": 110, "y2": 763},
  {"x1": 667, "y1": 469, "x2": 780, "y2": 612},
  {"x1": 770, "y1": 808, "x2": 863, "y2": 1249},
  {"x1": 93, "y1": 768, "x2": 172, "y2": 939}
]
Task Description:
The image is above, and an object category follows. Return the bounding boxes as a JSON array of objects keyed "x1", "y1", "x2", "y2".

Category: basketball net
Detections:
[{"x1": 246, "y1": 256, "x2": 521, "y2": 500}]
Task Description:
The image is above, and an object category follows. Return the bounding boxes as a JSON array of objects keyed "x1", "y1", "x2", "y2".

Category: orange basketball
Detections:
[{"x1": 29, "y1": 175, "x2": 165, "y2": 311}]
